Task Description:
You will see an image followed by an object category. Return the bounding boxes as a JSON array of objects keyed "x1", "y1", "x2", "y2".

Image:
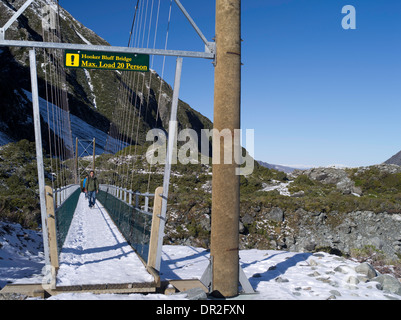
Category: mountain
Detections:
[
  {"x1": 0, "y1": 0, "x2": 213, "y2": 154},
  {"x1": 384, "y1": 150, "x2": 401, "y2": 166},
  {"x1": 257, "y1": 160, "x2": 306, "y2": 173}
]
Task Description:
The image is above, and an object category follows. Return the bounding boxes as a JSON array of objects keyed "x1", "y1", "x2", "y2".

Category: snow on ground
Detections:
[
  {"x1": 83, "y1": 69, "x2": 97, "y2": 109},
  {"x1": 56, "y1": 193, "x2": 153, "y2": 286},
  {"x1": 261, "y1": 180, "x2": 291, "y2": 196},
  {"x1": 75, "y1": 31, "x2": 92, "y2": 45},
  {"x1": 159, "y1": 246, "x2": 400, "y2": 300},
  {"x1": 1, "y1": 194, "x2": 400, "y2": 300},
  {"x1": 0, "y1": 221, "x2": 45, "y2": 288}
]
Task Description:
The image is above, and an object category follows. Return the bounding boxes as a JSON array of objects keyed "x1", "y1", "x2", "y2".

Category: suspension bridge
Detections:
[{"x1": 0, "y1": 0, "x2": 253, "y2": 298}]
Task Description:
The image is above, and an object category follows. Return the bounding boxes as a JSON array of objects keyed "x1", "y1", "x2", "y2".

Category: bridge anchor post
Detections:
[{"x1": 29, "y1": 49, "x2": 51, "y2": 269}]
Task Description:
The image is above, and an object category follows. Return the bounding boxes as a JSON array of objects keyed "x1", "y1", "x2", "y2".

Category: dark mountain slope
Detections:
[{"x1": 0, "y1": 0, "x2": 213, "y2": 152}]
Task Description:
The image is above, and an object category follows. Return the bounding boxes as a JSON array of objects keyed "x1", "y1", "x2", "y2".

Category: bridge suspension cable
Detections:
[
  {"x1": 106, "y1": 0, "x2": 174, "y2": 199},
  {"x1": 41, "y1": 0, "x2": 75, "y2": 191},
  {"x1": 1, "y1": 0, "x2": 252, "y2": 292}
]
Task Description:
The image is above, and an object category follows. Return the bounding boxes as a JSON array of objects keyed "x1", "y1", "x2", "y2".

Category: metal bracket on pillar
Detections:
[
  {"x1": 205, "y1": 41, "x2": 216, "y2": 54},
  {"x1": 239, "y1": 266, "x2": 256, "y2": 294},
  {"x1": 200, "y1": 259, "x2": 256, "y2": 295},
  {"x1": 173, "y1": 0, "x2": 216, "y2": 64},
  {"x1": 206, "y1": 41, "x2": 216, "y2": 66},
  {"x1": 200, "y1": 256, "x2": 213, "y2": 293}
]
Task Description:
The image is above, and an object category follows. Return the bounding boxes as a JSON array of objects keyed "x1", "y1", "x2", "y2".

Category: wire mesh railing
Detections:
[
  {"x1": 53, "y1": 185, "x2": 80, "y2": 253},
  {"x1": 43, "y1": 181, "x2": 163, "y2": 289},
  {"x1": 98, "y1": 185, "x2": 156, "y2": 264}
]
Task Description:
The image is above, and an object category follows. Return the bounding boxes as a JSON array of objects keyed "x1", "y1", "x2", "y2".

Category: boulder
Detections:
[
  {"x1": 298, "y1": 167, "x2": 362, "y2": 195},
  {"x1": 304, "y1": 167, "x2": 348, "y2": 185},
  {"x1": 266, "y1": 207, "x2": 284, "y2": 222},
  {"x1": 334, "y1": 265, "x2": 354, "y2": 274},
  {"x1": 303, "y1": 241, "x2": 316, "y2": 252},
  {"x1": 371, "y1": 274, "x2": 401, "y2": 296},
  {"x1": 291, "y1": 190, "x2": 305, "y2": 198},
  {"x1": 199, "y1": 214, "x2": 211, "y2": 232},
  {"x1": 347, "y1": 276, "x2": 360, "y2": 285},
  {"x1": 355, "y1": 262, "x2": 377, "y2": 279},
  {"x1": 241, "y1": 213, "x2": 254, "y2": 225},
  {"x1": 238, "y1": 221, "x2": 245, "y2": 234},
  {"x1": 336, "y1": 177, "x2": 354, "y2": 194}
]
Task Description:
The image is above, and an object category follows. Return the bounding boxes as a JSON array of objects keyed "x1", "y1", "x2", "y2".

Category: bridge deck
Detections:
[{"x1": 56, "y1": 193, "x2": 154, "y2": 289}]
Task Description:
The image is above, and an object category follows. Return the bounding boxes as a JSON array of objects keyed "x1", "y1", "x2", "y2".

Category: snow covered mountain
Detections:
[
  {"x1": 21, "y1": 88, "x2": 127, "y2": 155},
  {"x1": 0, "y1": 0, "x2": 212, "y2": 154},
  {"x1": 257, "y1": 160, "x2": 302, "y2": 173}
]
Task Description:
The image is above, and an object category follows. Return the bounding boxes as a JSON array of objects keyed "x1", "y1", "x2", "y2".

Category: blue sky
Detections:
[{"x1": 60, "y1": 0, "x2": 401, "y2": 168}]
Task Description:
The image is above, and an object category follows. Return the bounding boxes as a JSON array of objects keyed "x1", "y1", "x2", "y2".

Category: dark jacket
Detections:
[{"x1": 86, "y1": 176, "x2": 99, "y2": 192}]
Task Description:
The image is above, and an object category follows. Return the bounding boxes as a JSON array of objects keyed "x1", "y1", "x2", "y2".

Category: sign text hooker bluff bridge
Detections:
[{"x1": 0, "y1": 0, "x2": 254, "y2": 298}]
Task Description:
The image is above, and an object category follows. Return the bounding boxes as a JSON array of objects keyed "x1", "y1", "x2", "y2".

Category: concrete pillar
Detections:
[{"x1": 210, "y1": 0, "x2": 241, "y2": 298}]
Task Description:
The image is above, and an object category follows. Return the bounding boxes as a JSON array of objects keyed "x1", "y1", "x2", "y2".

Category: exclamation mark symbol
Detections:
[{"x1": 71, "y1": 55, "x2": 75, "y2": 66}]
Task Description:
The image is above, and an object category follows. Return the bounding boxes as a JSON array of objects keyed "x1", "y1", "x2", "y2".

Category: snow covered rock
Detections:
[
  {"x1": 372, "y1": 274, "x2": 401, "y2": 296},
  {"x1": 355, "y1": 262, "x2": 377, "y2": 280}
]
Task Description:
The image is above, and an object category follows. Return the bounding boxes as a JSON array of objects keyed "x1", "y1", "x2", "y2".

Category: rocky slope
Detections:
[
  {"x1": 161, "y1": 162, "x2": 401, "y2": 279},
  {"x1": 385, "y1": 150, "x2": 401, "y2": 166}
]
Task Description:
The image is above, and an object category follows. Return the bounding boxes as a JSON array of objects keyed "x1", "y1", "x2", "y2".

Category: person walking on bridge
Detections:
[
  {"x1": 86, "y1": 170, "x2": 99, "y2": 208},
  {"x1": 83, "y1": 174, "x2": 89, "y2": 199}
]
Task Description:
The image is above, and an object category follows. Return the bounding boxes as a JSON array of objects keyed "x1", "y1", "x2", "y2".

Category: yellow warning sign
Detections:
[
  {"x1": 64, "y1": 50, "x2": 149, "y2": 72},
  {"x1": 65, "y1": 53, "x2": 80, "y2": 67}
]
